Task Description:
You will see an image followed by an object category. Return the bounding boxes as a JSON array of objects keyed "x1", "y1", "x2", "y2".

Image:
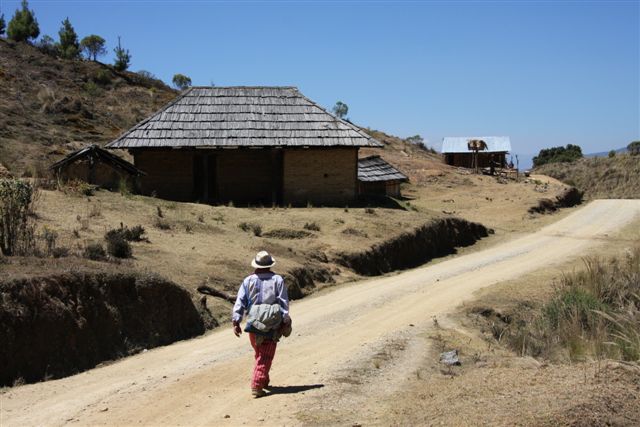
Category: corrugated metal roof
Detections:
[
  {"x1": 441, "y1": 136, "x2": 511, "y2": 153},
  {"x1": 106, "y1": 86, "x2": 382, "y2": 149},
  {"x1": 358, "y1": 156, "x2": 408, "y2": 182}
]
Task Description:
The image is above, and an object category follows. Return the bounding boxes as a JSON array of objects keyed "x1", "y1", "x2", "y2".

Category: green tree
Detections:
[
  {"x1": 0, "y1": 13, "x2": 6, "y2": 36},
  {"x1": 58, "y1": 17, "x2": 79, "y2": 59},
  {"x1": 628, "y1": 141, "x2": 640, "y2": 156},
  {"x1": 80, "y1": 34, "x2": 106, "y2": 61},
  {"x1": 608, "y1": 150, "x2": 616, "y2": 158},
  {"x1": 7, "y1": 0, "x2": 39, "y2": 43},
  {"x1": 113, "y1": 36, "x2": 131, "y2": 71},
  {"x1": 36, "y1": 34, "x2": 58, "y2": 56},
  {"x1": 332, "y1": 101, "x2": 349, "y2": 119},
  {"x1": 532, "y1": 144, "x2": 583, "y2": 167},
  {"x1": 172, "y1": 73, "x2": 192, "y2": 90}
]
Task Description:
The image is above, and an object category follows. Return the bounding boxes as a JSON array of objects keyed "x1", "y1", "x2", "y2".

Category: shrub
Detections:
[
  {"x1": 41, "y1": 225, "x2": 58, "y2": 256},
  {"x1": 502, "y1": 250, "x2": 640, "y2": 362},
  {"x1": 93, "y1": 69, "x2": 112, "y2": 86},
  {"x1": 65, "y1": 180, "x2": 95, "y2": 196},
  {"x1": 628, "y1": 141, "x2": 640, "y2": 156},
  {"x1": 0, "y1": 179, "x2": 36, "y2": 256},
  {"x1": 83, "y1": 243, "x2": 106, "y2": 261},
  {"x1": 35, "y1": 35, "x2": 58, "y2": 56},
  {"x1": 153, "y1": 217, "x2": 171, "y2": 230},
  {"x1": 342, "y1": 227, "x2": 368, "y2": 238},
  {"x1": 238, "y1": 221, "x2": 262, "y2": 236},
  {"x1": 105, "y1": 232, "x2": 132, "y2": 258},
  {"x1": 105, "y1": 224, "x2": 147, "y2": 243},
  {"x1": 51, "y1": 247, "x2": 69, "y2": 258},
  {"x1": 303, "y1": 222, "x2": 320, "y2": 231},
  {"x1": 83, "y1": 81, "x2": 101, "y2": 97}
]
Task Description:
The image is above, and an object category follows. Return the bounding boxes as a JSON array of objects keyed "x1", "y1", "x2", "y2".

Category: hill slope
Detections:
[
  {"x1": 0, "y1": 39, "x2": 447, "y2": 180},
  {"x1": 534, "y1": 154, "x2": 640, "y2": 199},
  {"x1": 0, "y1": 39, "x2": 176, "y2": 175}
]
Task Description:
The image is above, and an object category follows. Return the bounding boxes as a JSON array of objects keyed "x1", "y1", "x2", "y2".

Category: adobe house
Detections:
[
  {"x1": 358, "y1": 155, "x2": 408, "y2": 198},
  {"x1": 442, "y1": 136, "x2": 511, "y2": 169},
  {"x1": 106, "y1": 86, "x2": 382, "y2": 205},
  {"x1": 50, "y1": 144, "x2": 145, "y2": 190}
]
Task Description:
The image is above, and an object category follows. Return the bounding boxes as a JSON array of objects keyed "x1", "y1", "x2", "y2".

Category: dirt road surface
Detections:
[{"x1": 2, "y1": 200, "x2": 639, "y2": 426}]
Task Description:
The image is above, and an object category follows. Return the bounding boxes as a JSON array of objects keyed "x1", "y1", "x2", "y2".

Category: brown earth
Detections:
[
  {"x1": 22, "y1": 167, "x2": 571, "y2": 327},
  {"x1": 1, "y1": 200, "x2": 638, "y2": 426},
  {"x1": 0, "y1": 38, "x2": 176, "y2": 176},
  {"x1": 0, "y1": 265, "x2": 206, "y2": 386}
]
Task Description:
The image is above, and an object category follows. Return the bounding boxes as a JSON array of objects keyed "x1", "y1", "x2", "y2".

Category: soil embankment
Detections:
[
  {"x1": 335, "y1": 217, "x2": 490, "y2": 276},
  {"x1": 528, "y1": 186, "x2": 583, "y2": 214},
  {"x1": 0, "y1": 271, "x2": 204, "y2": 386}
]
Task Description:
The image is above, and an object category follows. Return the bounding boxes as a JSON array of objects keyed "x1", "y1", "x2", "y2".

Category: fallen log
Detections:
[{"x1": 197, "y1": 285, "x2": 235, "y2": 303}]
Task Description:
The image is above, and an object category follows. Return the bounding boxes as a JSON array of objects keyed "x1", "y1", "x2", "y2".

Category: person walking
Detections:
[{"x1": 232, "y1": 250, "x2": 291, "y2": 398}]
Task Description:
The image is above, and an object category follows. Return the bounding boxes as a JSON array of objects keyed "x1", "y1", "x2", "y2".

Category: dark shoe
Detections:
[{"x1": 252, "y1": 388, "x2": 266, "y2": 398}]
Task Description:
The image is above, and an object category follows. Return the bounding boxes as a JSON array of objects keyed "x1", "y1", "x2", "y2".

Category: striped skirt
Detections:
[{"x1": 249, "y1": 333, "x2": 277, "y2": 390}]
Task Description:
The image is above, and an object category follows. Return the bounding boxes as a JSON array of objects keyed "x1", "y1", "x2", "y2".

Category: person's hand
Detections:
[{"x1": 233, "y1": 321, "x2": 242, "y2": 337}]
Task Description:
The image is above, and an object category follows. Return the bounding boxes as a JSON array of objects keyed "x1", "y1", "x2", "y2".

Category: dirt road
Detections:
[{"x1": 2, "y1": 200, "x2": 639, "y2": 427}]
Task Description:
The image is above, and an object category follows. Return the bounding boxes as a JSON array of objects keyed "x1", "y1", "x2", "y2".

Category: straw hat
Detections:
[{"x1": 251, "y1": 250, "x2": 276, "y2": 269}]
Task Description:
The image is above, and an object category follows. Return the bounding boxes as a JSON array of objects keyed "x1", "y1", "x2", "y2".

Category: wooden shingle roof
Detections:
[
  {"x1": 50, "y1": 145, "x2": 145, "y2": 176},
  {"x1": 358, "y1": 156, "x2": 408, "y2": 182},
  {"x1": 106, "y1": 86, "x2": 382, "y2": 149}
]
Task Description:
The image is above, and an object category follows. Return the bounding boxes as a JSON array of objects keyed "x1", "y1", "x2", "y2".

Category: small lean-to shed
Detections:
[
  {"x1": 442, "y1": 136, "x2": 511, "y2": 169},
  {"x1": 50, "y1": 145, "x2": 145, "y2": 190},
  {"x1": 358, "y1": 155, "x2": 408, "y2": 197},
  {"x1": 105, "y1": 86, "x2": 382, "y2": 205}
]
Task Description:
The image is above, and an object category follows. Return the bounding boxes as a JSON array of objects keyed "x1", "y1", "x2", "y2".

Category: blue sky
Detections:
[{"x1": 2, "y1": 0, "x2": 639, "y2": 165}]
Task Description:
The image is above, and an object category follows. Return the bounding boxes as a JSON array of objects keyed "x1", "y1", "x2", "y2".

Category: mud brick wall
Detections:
[{"x1": 283, "y1": 148, "x2": 358, "y2": 205}]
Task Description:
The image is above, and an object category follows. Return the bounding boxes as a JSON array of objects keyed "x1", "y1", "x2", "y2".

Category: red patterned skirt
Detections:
[{"x1": 249, "y1": 333, "x2": 277, "y2": 389}]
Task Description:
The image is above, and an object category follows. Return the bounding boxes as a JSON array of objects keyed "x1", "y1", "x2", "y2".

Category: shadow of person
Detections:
[{"x1": 264, "y1": 384, "x2": 324, "y2": 396}]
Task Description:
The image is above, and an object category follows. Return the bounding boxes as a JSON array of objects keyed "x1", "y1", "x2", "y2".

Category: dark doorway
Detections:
[
  {"x1": 271, "y1": 149, "x2": 284, "y2": 205},
  {"x1": 193, "y1": 153, "x2": 217, "y2": 203}
]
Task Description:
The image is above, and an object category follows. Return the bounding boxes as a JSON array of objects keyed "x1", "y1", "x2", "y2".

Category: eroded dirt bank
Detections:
[
  {"x1": 0, "y1": 271, "x2": 204, "y2": 386},
  {"x1": 335, "y1": 217, "x2": 490, "y2": 276}
]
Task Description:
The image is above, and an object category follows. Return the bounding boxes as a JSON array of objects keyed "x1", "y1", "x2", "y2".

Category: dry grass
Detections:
[
  {"x1": 535, "y1": 154, "x2": 640, "y2": 199},
  {"x1": 23, "y1": 172, "x2": 575, "y2": 326},
  {"x1": 0, "y1": 39, "x2": 176, "y2": 177},
  {"x1": 505, "y1": 249, "x2": 640, "y2": 362}
]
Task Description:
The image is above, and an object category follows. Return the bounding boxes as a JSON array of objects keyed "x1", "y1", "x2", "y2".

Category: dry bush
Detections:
[
  {"x1": 0, "y1": 179, "x2": 37, "y2": 256},
  {"x1": 83, "y1": 243, "x2": 106, "y2": 261},
  {"x1": 342, "y1": 227, "x2": 368, "y2": 238},
  {"x1": 262, "y1": 228, "x2": 312, "y2": 239},
  {"x1": 303, "y1": 222, "x2": 321, "y2": 232},
  {"x1": 153, "y1": 217, "x2": 171, "y2": 230},
  {"x1": 504, "y1": 249, "x2": 640, "y2": 362},
  {"x1": 36, "y1": 85, "x2": 57, "y2": 113},
  {"x1": 238, "y1": 221, "x2": 262, "y2": 237}
]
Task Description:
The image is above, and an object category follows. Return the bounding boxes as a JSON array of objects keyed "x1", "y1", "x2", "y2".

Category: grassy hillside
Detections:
[
  {"x1": 360, "y1": 129, "x2": 447, "y2": 183},
  {"x1": 0, "y1": 38, "x2": 176, "y2": 176},
  {"x1": 534, "y1": 154, "x2": 640, "y2": 199}
]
